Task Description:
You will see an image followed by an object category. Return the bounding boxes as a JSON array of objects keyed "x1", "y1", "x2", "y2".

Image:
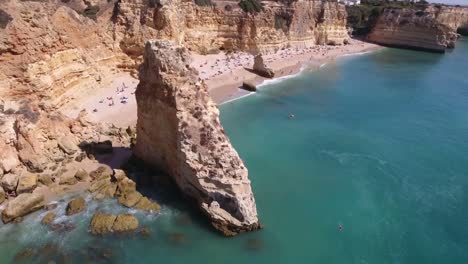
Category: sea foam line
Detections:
[
  {"x1": 256, "y1": 64, "x2": 308, "y2": 88},
  {"x1": 220, "y1": 91, "x2": 255, "y2": 105}
]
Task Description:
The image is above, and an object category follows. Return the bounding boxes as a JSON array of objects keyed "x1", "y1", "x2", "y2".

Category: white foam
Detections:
[
  {"x1": 220, "y1": 92, "x2": 255, "y2": 105},
  {"x1": 256, "y1": 64, "x2": 308, "y2": 88}
]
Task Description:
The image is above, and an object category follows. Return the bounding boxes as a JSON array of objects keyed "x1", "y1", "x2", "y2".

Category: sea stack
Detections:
[{"x1": 134, "y1": 40, "x2": 260, "y2": 236}]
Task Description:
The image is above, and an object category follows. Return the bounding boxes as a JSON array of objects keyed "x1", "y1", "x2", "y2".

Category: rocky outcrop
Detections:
[
  {"x1": 134, "y1": 40, "x2": 260, "y2": 236},
  {"x1": 16, "y1": 172, "x2": 38, "y2": 194},
  {"x1": 253, "y1": 54, "x2": 274, "y2": 78},
  {"x1": 431, "y1": 5, "x2": 468, "y2": 35},
  {"x1": 112, "y1": 214, "x2": 139, "y2": 232},
  {"x1": 41, "y1": 212, "x2": 56, "y2": 225},
  {"x1": 66, "y1": 197, "x2": 86, "y2": 215},
  {"x1": 242, "y1": 81, "x2": 257, "y2": 92},
  {"x1": 2, "y1": 193, "x2": 45, "y2": 223},
  {"x1": 0, "y1": 103, "x2": 133, "y2": 176},
  {"x1": 113, "y1": 0, "x2": 349, "y2": 55},
  {"x1": 89, "y1": 213, "x2": 139, "y2": 234},
  {"x1": 367, "y1": 8, "x2": 458, "y2": 53}
]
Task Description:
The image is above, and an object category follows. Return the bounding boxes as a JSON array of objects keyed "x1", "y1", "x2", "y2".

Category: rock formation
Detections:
[
  {"x1": 431, "y1": 5, "x2": 468, "y2": 36},
  {"x1": 113, "y1": 0, "x2": 350, "y2": 55},
  {"x1": 134, "y1": 40, "x2": 260, "y2": 236},
  {"x1": 253, "y1": 54, "x2": 275, "y2": 78},
  {"x1": 89, "y1": 213, "x2": 139, "y2": 235},
  {"x1": 2, "y1": 193, "x2": 45, "y2": 223},
  {"x1": 367, "y1": 8, "x2": 459, "y2": 53}
]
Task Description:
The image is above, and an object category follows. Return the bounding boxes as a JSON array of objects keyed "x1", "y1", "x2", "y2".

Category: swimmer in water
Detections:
[
  {"x1": 288, "y1": 114, "x2": 295, "y2": 119},
  {"x1": 338, "y1": 224, "x2": 342, "y2": 231}
]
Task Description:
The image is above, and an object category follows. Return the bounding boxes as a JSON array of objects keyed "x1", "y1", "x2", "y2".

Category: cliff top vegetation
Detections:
[{"x1": 347, "y1": 0, "x2": 429, "y2": 35}]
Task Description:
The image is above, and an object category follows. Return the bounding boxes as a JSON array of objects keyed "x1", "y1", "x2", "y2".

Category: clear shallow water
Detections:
[{"x1": 1, "y1": 40, "x2": 468, "y2": 263}]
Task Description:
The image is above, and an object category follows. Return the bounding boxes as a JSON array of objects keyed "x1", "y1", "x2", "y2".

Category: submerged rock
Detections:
[
  {"x1": 134, "y1": 40, "x2": 260, "y2": 236},
  {"x1": 66, "y1": 197, "x2": 86, "y2": 215},
  {"x1": 41, "y1": 212, "x2": 56, "y2": 225},
  {"x1": 134, "y1": 197, "x2": 160, "y2": 211},
  {"x1": 2, "y1": 193, "x2": 45, "y2": 223},
  {"x1": 89, "y1": 213, "x2": 139, "y2": 235},
  {"x1": 112, "y1": 214, "x2": 139, "y2": 232},
  {"x1": 246, "y1": 238, "x2": 264, "y2": 251},
  {"x1": 117, "y1": 191, "x2": 142, "y2": 207},
  {"x1": 168, "y1": 232, "x2": 188, "y2": 245},
  {"x1": 138, "y1": 227, "x2": 151, "y2": 238},
  {"x1": 90, "y1": 213, "x2": 117, "y2": 235},
  {"x1": 44, "y1": 202, "x2": 58, "y2": 211}
]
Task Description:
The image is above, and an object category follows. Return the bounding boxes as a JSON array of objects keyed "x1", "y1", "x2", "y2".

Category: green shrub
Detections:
[
  {"x1": 239, "y1": 0, "x2": 263, "y2": 13},
  {"x1": 346, "y1": 0, "x2": 427, "y2": 36},
  {"x1": 194, "y1": 0, "x2": 213, "y2": 7}
]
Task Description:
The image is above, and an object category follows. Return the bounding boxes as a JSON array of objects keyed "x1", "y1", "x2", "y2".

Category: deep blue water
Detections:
[{"x1": 1, "y1": 40, "x2": 467, "y2": 263}]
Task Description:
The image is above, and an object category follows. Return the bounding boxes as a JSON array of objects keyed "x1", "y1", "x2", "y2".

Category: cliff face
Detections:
[
  {"x1": 114, "y1": 0, "x2": 350, "y2": 54},
  {"x1": 0, "y1": 0, "x2": 135, "y2": 103},
  {"x1": 134, "y1": 40, "x2": 260, "y2": 236},
  {"x1": 1, "y1": 0, "x2": 349, "y2": 104},
  {"x1": 431, "y1": 5, "x2": 468, "y2": 35},
  {"x1": 367, "y1": 8, "x2": 458, "y2": 53}
]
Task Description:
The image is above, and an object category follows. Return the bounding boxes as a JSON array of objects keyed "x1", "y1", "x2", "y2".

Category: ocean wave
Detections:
[
  {"x1": 320, "y1": 150, "x2": 388, "y2": 166},
  {"x1": 339, "y1": 50, "x2": 374, "y2": 58},
  {"x1": 220, "y1": 91, "x2": 255, "y2": 105},
  {"x1": 256, "y1": 64, "x2": 308, "y2": 88}
]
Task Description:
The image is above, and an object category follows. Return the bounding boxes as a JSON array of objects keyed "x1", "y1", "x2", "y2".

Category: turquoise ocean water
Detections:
[{"x1": 1, "y1": 40, "x2": 467, "y2": 263}]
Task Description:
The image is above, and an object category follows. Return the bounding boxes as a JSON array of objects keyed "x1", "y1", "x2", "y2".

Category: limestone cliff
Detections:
[
  {"x1": 431, "y1": 5, "x2": 468, "y2": 35},
  {"x1": 367, "y1": 8, "x2": 458, "y2": 53},
  {"x1": 134, "y1": 40, "x2": 260, "y2": 236},
  {"x1": 0, "y1": 0, "x2": 134, "y2": 104},
  {"x1": 113, "y1": 0, "x2": 350, "y2": 54}
]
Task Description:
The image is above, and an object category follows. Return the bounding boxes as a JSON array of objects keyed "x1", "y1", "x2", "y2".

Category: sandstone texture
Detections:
[
  {"x1": 431, "y1": 5, "x2": 468, "y2": 35},
  {"x1": 16, "y1": 172, "x2": 38, "y2": 194},
  {"x1": 114, "y1": 0, "x2": 349, "y2": 55},
  {"x1": 112, "y1": 214, "x2": 139, "y2": 232},
  {"x1": 89, "y1": 213, "x2": 139, "y2": 234},
  {"x1": 134, "y1": 40, "x2": 260, "y2": 236},
  {"x1": 253, "y1": 54, "x2": 275, "y2": 78},
  {"x1": 1, "y1": 0, "x2": 348, "y2": 104},
  {"x1": 2, "y1": 193, "x2": 45, "y2": 223},
  {"x1": 367, "y1": 8, "x2": 460, "y2": 52},
  {"x1": 66, "y1": 197, "x2": 86, "y2": 216}
]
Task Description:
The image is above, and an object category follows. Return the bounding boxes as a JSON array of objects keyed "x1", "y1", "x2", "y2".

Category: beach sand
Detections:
[{"x1": 60, "y1": 39, "x2": 381, "y2": 126}]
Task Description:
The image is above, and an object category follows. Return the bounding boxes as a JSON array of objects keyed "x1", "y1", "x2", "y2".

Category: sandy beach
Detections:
[
  {"x1": 196, "y1": 39, "x2": 381, "y2": 103},
  {"x1": 60, "y1": 39, "x2": 381, "y2": 126}
]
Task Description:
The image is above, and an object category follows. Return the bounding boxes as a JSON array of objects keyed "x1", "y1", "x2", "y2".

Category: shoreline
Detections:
[
  {"x1": 59, "y1": 40, "x2": 382, "y2": 127},
  {"x1": 199, "y1": 39, "x2": 383, "y2": 105}
]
